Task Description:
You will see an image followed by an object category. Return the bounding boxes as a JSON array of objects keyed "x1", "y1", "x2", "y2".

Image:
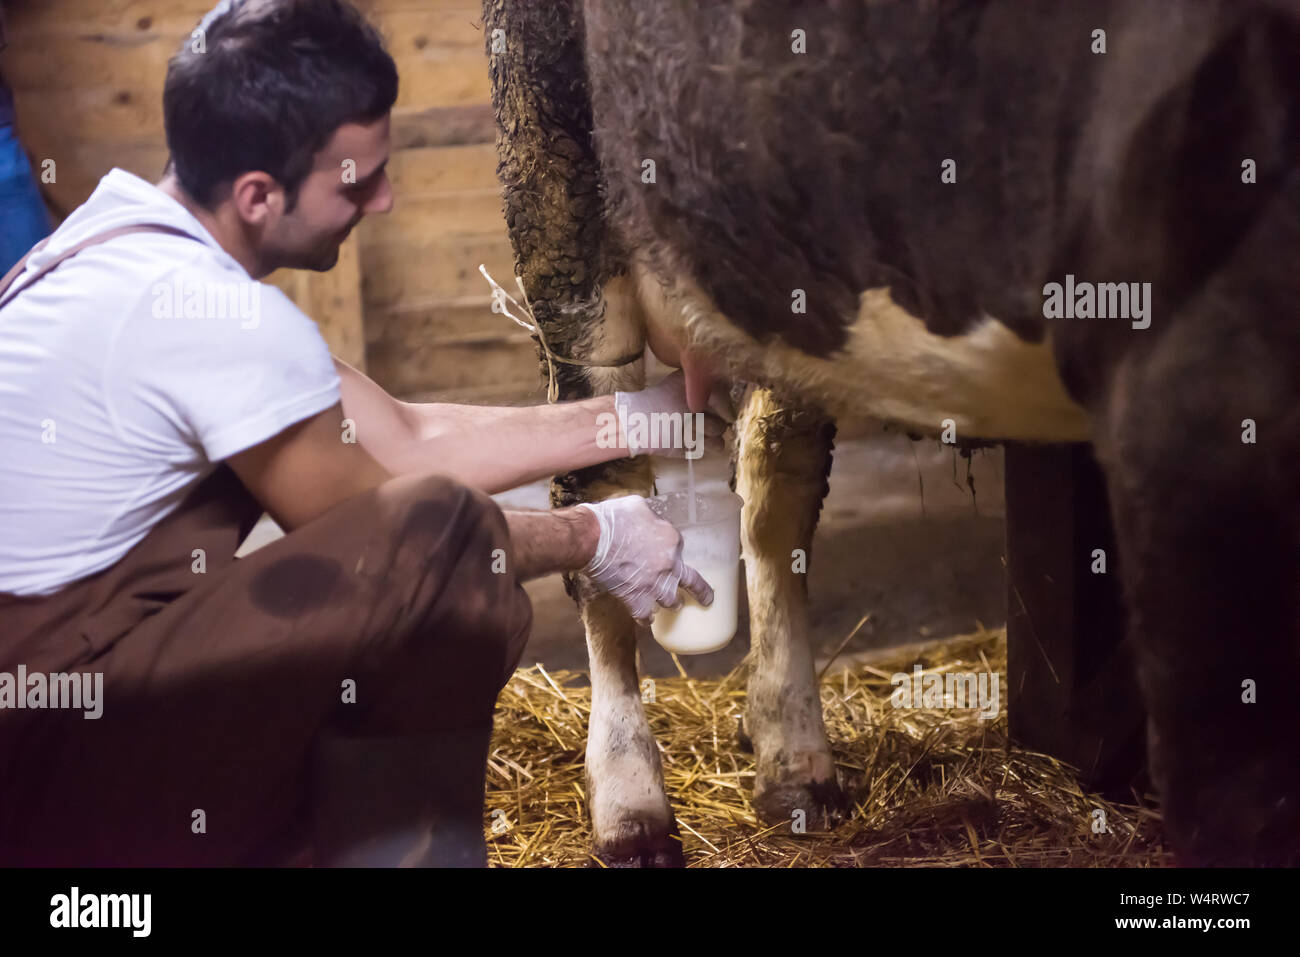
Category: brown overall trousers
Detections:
[{"x1": 0, "y1": 227, "x2": 533, "y2": 866}]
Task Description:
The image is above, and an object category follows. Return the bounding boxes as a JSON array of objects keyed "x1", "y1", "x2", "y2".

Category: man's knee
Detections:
[
  {"x1": 358, "y1": 474, "x2": 533, "y2": 719},
  {"x1": 368, "y1": 474, "x2": 513, "y2": 596},
  {"x1": 376, "y1": 473, "x2": 502, "y2": 547}
]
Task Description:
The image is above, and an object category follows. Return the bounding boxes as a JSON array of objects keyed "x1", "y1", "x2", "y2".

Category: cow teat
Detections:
[{"x1": 680, "y1": 349, "x2": 717, "y2": 415}]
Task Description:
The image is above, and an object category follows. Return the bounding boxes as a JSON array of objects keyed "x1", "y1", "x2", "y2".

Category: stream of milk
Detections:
[{"x1": 687, "y1": 455, "x2": 697, "y2": 523}]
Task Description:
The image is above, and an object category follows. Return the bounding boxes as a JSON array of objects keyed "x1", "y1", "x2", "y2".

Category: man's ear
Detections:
[{"x1": 228, "y1": 171, "x2": 283, "y2": 228}]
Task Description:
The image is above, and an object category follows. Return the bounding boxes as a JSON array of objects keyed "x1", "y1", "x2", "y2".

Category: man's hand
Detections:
[
  {"x1": 613, "y1": 369, "x2": 733, "y2": 459},
  {"x1": 574, "y1": 495, "x2": 713, "y2": 622}
]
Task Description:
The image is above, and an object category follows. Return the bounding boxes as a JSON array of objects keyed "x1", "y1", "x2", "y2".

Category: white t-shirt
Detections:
[{"x1": 0, "y1": 168, "x2": 341, "y2": 596}]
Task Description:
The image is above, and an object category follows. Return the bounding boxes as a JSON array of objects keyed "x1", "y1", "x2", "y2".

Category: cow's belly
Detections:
[{"x1": 630, "y1": 264, "x2": 1092, "y2": 443}]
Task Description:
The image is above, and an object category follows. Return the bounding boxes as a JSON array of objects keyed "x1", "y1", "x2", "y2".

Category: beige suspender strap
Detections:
[{"x1": 0, "y1": 223, "x2": 199, "y2": 311}]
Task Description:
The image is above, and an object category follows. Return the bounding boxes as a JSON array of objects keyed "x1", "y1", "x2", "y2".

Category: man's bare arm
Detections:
[
  {"x1": 503, "y1": 506, "x2": 600, "y2": 581},
  {"x1": 225, "y1": 400, "x2": 601, "y2": 577},
  {"x1": 333, "y1": 356, "x2": 621, "y2": 494}
]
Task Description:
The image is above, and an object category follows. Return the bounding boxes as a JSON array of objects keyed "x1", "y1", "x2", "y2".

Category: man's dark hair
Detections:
[{"x1": 164, "y1": 0, "x2": 398, "y2": 209}]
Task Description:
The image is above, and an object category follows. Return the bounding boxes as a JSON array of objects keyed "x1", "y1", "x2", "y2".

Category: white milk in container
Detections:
[{"x1": 647, "y1": 489, "x2": 744, "y2": 655}]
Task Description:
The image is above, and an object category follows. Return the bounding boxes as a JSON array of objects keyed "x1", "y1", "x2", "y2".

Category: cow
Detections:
[{"x1": 482, "y1": 0, "x2": 1300, "y2": 867}]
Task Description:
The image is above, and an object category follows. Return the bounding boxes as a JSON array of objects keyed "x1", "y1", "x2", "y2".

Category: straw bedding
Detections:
[{"x1": 484, "y1": 626, "x2": 1170, "y2": 867}]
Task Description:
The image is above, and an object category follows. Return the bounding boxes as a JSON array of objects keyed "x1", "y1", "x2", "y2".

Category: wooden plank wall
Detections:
[{"x1": 2, "y1": 0, "x2": 540, "y2": 401}]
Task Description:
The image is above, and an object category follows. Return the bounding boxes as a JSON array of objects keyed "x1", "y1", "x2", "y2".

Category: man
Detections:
[{"x1": 0, "y1": 0, "x2": 722, "y2": 867}]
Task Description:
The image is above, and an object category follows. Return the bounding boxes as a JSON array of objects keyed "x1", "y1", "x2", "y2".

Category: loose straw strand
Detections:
[{"x1": 479, "y1": 264, "x2": 558, "y2": 402}]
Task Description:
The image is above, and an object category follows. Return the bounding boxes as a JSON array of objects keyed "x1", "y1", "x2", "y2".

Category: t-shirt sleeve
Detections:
[{"x1": 106, "y1": 265, "x2": 342, "y2": 464}]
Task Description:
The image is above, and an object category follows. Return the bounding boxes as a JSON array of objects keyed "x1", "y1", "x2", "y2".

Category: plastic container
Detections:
[{"x1": 646, "y1": 490, "x2": 744, "y2": 655}]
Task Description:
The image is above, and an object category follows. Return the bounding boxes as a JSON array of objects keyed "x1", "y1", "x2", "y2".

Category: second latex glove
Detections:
[
  {"x1": 613, "y1": 369, "x2": 732, "y2": 458},
  {"x1": 575, "y1": 495, "x2": 714, "y2": 622}
]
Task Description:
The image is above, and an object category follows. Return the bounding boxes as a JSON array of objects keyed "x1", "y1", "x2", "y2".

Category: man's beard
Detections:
[
  {"x1": 302, "y1": 220, "x2": 359, "y2": 271},
  {"x1": 280, "y1": 235, "x2": 342, "y2": 272},
  {"x1": 302, "y1": 241, "x2": 341, "y2": 272},
  {"x1": 263, "y1": 220, "x2": 355, "y2": 274}
]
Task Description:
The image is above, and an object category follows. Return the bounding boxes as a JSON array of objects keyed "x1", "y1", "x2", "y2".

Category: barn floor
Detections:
[{"x1": 487, "y1": 628, "x2": 1171, "y2": 867}]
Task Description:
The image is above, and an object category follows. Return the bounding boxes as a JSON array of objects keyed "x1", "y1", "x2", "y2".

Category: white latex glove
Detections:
[
  {"x1": 575, "y1": 495, "x2": 714, "y2": 622},
  {"x1": 613, "y1": 370, "x2": 733, "y2": 458}
]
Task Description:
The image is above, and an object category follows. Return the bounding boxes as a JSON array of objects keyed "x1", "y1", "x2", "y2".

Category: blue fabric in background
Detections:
[{"x1": 0, "y1": 116, "x2": 53, "y2": 275}]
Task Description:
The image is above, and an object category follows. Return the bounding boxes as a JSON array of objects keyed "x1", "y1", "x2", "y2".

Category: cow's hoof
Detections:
[
  {"x1": 590, "y1": 816, "x2": 686, "y2": 868},
  {"x1": 754, "y1": 775, "x2": 848, "y2": 832}
]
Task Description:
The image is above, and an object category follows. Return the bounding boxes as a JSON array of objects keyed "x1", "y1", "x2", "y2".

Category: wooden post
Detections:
[{"x1": 1004, "y1": 443, "x2": 1148, "y2": 798}]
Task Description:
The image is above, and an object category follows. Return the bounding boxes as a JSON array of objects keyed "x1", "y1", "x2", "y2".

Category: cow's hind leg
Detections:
[
  {"x1": 1092, "y1": 317, "x2": 1300, "y2": 866},
  {"x1": 734, "y1": 387, "x2": 847, "y2": 828}
]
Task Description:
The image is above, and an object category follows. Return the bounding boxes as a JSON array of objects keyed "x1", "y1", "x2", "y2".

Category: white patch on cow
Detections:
[{"x1": 630, "y1": 261, "x2": 1092, "y2": 442}]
